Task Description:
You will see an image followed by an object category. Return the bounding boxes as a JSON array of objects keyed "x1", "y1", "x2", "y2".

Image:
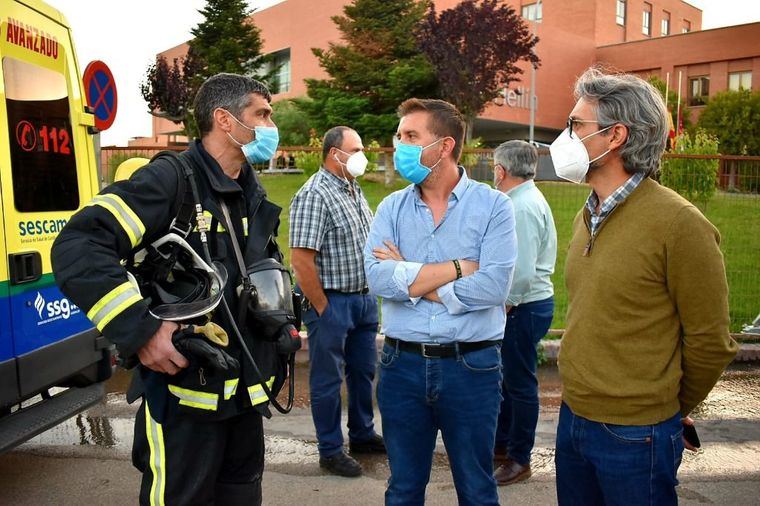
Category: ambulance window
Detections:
[{"x1": 3, "y1": 57, "x2": 79, "y2": 212}]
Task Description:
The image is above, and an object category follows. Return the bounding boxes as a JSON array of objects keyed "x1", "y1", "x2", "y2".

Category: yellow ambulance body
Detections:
[{"x1": 0, "y1": 0, "x2": 112, "y2": 452}]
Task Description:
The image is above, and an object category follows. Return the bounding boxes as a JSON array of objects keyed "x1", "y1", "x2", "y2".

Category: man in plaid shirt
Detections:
[{"x1": 289, "y1": 126, "x2": 384, "y2": 478}]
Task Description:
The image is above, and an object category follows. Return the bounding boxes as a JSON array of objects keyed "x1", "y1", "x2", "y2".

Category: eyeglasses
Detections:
[{"x1": 567, "y1": 117, "x2": 600, "y2": 138}]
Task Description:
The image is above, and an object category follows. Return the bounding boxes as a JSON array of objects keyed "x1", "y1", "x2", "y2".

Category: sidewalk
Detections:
[
  {"x1": 2, "y1": 362, "x2": 757, "y2": 505},
  {"x1": 261, "y1": 406, "x2": 760, "y2": 505},
  {"x1": 296, "y1": 331, "x2": 760, "y2": 364}
]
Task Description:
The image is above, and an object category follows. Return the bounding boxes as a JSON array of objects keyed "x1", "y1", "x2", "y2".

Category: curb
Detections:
[{"x1": 296, "y1": 331, "x2": 760, "y2": 363}]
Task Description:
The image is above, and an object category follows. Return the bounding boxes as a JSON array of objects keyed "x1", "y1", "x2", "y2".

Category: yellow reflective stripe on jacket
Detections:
[
  {"x1": 194, "y1": 212, "x2": 248, "y2": 235},
  {"x1": 168, "y1": 385, "x2": 219, "y2": 411},
  {"x1": 224, "y1": 378, "x2": 239, "y2": 400},
  {"x1": 248, "y1": 376, "x2": 275, "y2": 406},
  {"x1": 145, "y1": 402, "x2": 166, "y2": 506},
  {"x1": 87, "y1": 281, "x2": 142, "y2": 331},
  {"x1": 86, "y1": 194, "x2": 146, "y2": 247}
]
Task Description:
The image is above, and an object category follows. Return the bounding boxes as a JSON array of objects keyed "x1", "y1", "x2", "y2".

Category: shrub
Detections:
[
  {"x1": 293, "y1": 132, "x2": 323, "y2": 176},
  {"x1": 459, "y1": 137, "x2": 483, "y2": 169},
  {"x1": 660, "y1": 130, "x2": 719, "y2": 211},
  {"x1": 365, "y1": 139, "x2": 381, "y2": 172},
  {"x1": 697, "y1": 89, "x2": 760, "y2": 156},
  {"x1": 105, "y1": 151, "x2": 150, "y2": 184}
]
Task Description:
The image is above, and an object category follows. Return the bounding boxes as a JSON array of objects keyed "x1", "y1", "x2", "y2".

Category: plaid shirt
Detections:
[
  {"x1": 585, "y1": 172, "x2": 645, "y2": 236},
  {"x1": 289, "y1": 168, "x2": 373, "y2": 292}
]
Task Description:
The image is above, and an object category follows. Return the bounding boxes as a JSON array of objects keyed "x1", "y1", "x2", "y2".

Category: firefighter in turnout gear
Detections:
[{"x1": 51, "y1": 74, "x2": 289, "y2": 505}]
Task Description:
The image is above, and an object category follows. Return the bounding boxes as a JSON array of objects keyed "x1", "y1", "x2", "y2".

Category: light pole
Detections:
[{"x1": 529, "y1": 0, "x2": 542, "y2": 143}]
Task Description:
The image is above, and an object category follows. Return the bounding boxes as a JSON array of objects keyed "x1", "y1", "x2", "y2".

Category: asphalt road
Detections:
[{"x1": 1, "y1": 364, "x2": 758, "y2": 505}]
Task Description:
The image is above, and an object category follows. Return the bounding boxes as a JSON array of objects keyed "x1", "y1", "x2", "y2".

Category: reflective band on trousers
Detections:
[
  {"x1": 87, "y1": 281, "x2": 142, "y2": 331},
  {"x1": 86, "y1": 193, "x2": 146, "y2": 247},
  {"x1": 168, "y1": 384, "x2": 219, "y2": 411},
  {"x1": 248, "y1": 376, "x2": 275, "y2": 406},
  {"x1": 145, "y1": 402, "x2": 166, "y2": 506},
  {"x1": 224, "y1": 378, "x2": 239, "y2": 400}
]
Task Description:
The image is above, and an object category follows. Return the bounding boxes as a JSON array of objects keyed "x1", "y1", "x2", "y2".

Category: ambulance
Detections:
[{"x1": 0, "y1": 0, "x2": 114, "y2": 451}]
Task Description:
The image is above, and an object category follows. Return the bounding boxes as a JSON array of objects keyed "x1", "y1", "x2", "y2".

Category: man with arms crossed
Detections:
[
  {"x1": 552, "y1": 68, "x2": 738, "y2": 505},
  {"x1": 492, "y1": 140, "x2": 557, "y2": 485},
  {"x1": 365, "y1": 98, "x2": 517, "y2": 506}
]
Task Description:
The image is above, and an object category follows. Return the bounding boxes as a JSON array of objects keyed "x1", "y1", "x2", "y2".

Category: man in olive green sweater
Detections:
[{"x1": 549, "y1": 68, "x2": 738, "y2": 506}]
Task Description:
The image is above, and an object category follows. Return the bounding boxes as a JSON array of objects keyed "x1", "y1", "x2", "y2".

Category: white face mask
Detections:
[
  {"x1": 334, "y1": 149, "x2": 369, "y2": 178},
  {"x1": 549, "y1": 126, "x2": 613, "y2": 183}
]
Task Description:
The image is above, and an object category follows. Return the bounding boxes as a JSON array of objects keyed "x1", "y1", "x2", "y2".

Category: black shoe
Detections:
[
  {"x1": 319, "y1": 451, "x2": 362, "y2": 477},
  {"x1": 349, "y1": 433, "x2": 386, "y2": 454}
]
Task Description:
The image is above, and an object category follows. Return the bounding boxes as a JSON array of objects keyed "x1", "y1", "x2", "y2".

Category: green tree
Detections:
[
  {"x1": 660, "y1": 130, "x2": 719, "y2": 211},
  {"x1": 303, "y1": 0, "x2": 438, "y2": 143},
  {"x1": 697, "y1": 89, "x2": 760, "y2": 156},
  {"x1": 141, "y1": 0, "x2": 271, "y2": 138},
  {"x1": 272, "y1": 100, "x2": 311, "y2": 146}
]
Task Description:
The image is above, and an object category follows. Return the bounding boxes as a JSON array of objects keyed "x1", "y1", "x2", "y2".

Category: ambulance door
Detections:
[
  {"x1": 0, "y1": 8, "x2": 94, "y2": 396},
  {"x1": 0, "y1": 167, "x2": 17, "y2": 407}
]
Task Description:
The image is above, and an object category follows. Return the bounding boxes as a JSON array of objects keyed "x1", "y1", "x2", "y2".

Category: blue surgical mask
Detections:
[
  {"x1": 393, "y1": 138, "x2": 443, "y2": 184},
  {"x1": 224, "y1": 110, "x2": 279, "y2": 164}
]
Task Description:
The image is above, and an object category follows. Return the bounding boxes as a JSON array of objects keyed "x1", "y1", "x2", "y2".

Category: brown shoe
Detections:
[{"x1": 494, "y1": 459, "x2": 532, "y2": 486}]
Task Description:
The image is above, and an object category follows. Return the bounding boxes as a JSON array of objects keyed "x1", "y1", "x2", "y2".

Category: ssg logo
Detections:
[
  {"x1": 34, "y1": 292, "x2": 45, "y2": 318},
  {"x1": 34, "y1": 292, "x2": 79, "y2": 322}
]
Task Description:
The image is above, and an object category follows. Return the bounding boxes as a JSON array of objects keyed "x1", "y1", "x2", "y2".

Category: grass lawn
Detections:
[{"x1": 260, "y1": 173, "x2": 759, "y2": 332}]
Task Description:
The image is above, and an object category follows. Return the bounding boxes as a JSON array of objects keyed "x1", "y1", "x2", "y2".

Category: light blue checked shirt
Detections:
[
  {"x1": 585, "y1": 172, "x2": 645, "y2": 236},
  {"x1": 364, "y1": 169, "x2": 517, "y2": 343}
]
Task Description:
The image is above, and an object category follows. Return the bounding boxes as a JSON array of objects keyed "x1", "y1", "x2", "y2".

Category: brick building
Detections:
[{"x1": 138, "y1": 0, "x2": 758, "y2": 146}]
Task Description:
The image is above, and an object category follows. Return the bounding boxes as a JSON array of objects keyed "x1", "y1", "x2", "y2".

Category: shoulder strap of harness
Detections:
[{"x1": 149, "y1": 150, "x2": 197, "y2": 238}]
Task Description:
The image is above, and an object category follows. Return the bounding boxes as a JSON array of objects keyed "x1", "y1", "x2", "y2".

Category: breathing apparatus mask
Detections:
[
  {"x1": 217, "y1": 199, "x2": 301, "y2": 414},
  {"x1": 236, "y1": 258, "x2": 302, "y2": 355}
]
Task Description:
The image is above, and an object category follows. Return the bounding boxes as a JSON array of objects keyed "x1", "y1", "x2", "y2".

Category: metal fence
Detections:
[{"x1": 101, "y1": 146, "x2": 759, "y2": 331}]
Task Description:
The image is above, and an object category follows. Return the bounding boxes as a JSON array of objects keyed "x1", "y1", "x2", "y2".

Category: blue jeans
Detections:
[
  {"x1": 495, "y1": 297, "x2": 554, "y2": 465},
  {"x1": 303, "y1": 292, "x2": 379, "y2": 457},
  {"x1": 377, "y1": 341, "x2": 503, "y2": 506},
  {"x1": 555, "y1": 403, "x2": 684, "y2": 506}
]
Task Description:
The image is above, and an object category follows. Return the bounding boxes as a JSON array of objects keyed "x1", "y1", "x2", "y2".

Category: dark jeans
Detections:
[
  {"x1": 303, "y1": 291, "x2": 379, "y2": 457},
  {"x1": 555, "y1": 403, "x2": 685, "y2": 506},
  {"x1": 495, "y1": 296, "x2": 554, "y2": 465},
  {"x1": 377, "y1": 341, "x2": 503, "y2": 506}
]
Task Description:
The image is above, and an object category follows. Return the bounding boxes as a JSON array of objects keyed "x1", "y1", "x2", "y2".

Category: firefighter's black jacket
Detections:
[{"x1": 52, "y1": 140, "x2": 286, "y2": 422}]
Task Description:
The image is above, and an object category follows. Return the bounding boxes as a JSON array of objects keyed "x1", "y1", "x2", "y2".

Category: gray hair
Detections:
[
  {"x1": 193, "y1": 73, "x2": 271, "y2": 137},
  {"x1": 574, "y1": 68, "x2": 669, "y2": 176},
  {"x1": 493, "y1": 140, "x2": 538, "y2": 179},
  {"x1": 322, "y1": 126, "x2": 353, "y2": 162}
]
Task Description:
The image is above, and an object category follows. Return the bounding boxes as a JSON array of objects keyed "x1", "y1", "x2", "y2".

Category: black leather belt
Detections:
[
  {"x1": 385, "y1": 336, "x2": 500, "y2": 359},
  {"x1": 325, "y1": 288, "x2": 369, "y2": 295}
]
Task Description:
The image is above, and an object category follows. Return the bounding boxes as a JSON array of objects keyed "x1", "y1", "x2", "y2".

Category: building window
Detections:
[
  {"x1": 616, "y1": 0, "x2": 626, "y2": 25},
  {"x1": 683, "y1": 20, "x2": 691, "y2": 33},
  {"x1": 521, "y1": 3, "x2": 542, "y2": 22},
  {"x1": 266, "y1": 48, "x2": 291, "y2": 95},
  {"x1": 688, "y1": 76, "x2": 710, "y2": 106},
  {"x1": 728, "y1": 71, "x2": 752, "y2": 91},
  {"x1": 642, "y1": 3, "x2": 652, "y2": 36},
  {"x1": 661, "y1": 11, "x2": 670, "y2": 36}
]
